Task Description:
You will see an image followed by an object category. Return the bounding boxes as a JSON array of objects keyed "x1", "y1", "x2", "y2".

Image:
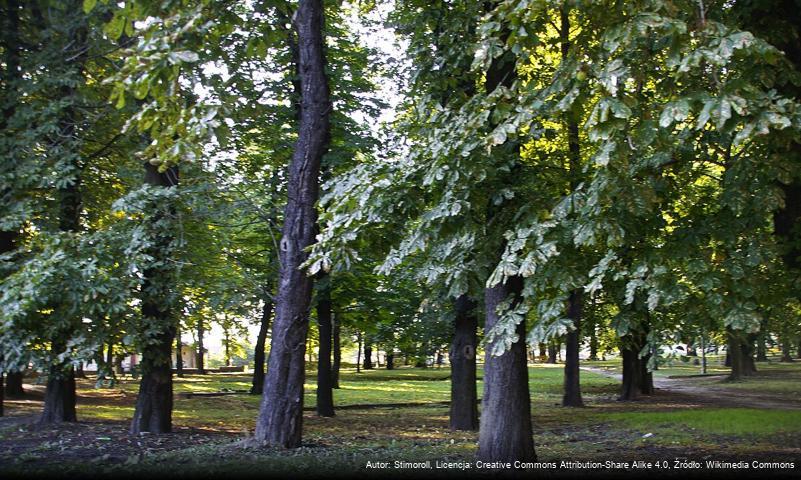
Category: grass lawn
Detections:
[{"x1": 1, "y1": 362, "x2": 799, "y2": 477}]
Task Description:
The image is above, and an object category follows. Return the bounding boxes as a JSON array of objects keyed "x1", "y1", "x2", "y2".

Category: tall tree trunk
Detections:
[
  {"x1": 331, "y1": 314, "x2": 340, "y2": 388},
  {"x1": 619, "y1": 329, "x2": 653, "y2": 399},
  {"x1": 727, "y1": 328, "x2": 746, "y2": 381},
  {"x1": 254, "y1": 0, "x2": 330, "y2": 448},
  {"x1": 547, "y1": 342, "x2": 558, "y2": 364},
  {"x1": 175, "y1": 322, "x2": 183, "y2": 377},
  {"x1": 781, "y1": 335, "x2": 794, "y2": 362},
  {"x1": 75, "y1": 363, "x2": 86, "y2": 379},
  {"x1": 356, "y1": 332, "x2": 361, "y2": 373},
  {"x1": 5, "y1": 371, "x2": 24, "y2": 397},
  {"x1": 700, "y1": 331, "x2": 708, "y2": 374},
  {"x1": 559, "y1": 4, "x2": 584, "y2": 409},
  {"x1": 562, "y1": 290, "x2": 584, "y2": 407},
  {"x1": 639, "y1": 349, "x2": 655, "y2": 394},
  {"x1": 224, "y1": 325, "x2": 231, "y2": 367},
  {"x1": 106, "y1": 343, "x2": 114, "y2": 374},
  {"x1": 619, "y1": 345, "x2": 640, "y2": 401},
  {"x1": 114, "y1": 354, "x2": 124, "y2": 375},
  {"x1": 130, "y1": 163, "x2": 178, "y2": 435},
  {"x1": 41, "y1": 0, "x2": 87, "y2": 425},
  {"x1": 449, "y1": 294, "x2": 478, "y2": 431},
  {"x1": 251, "y1": 298, "x2": 273, "y2": 395},
  {"x1": 538, "y1": 343, "x2": 547, "y2": 362},
  {"x1": 476, "y1": 2, "x2": 535, "y2": 461},
  {"x1": 40, "y1": 362, "x2": 77, "y2": 424},
  {"x1": 197, "y1": 319, "x2": 205, "y2": 375},
  {"x1": 0, "y1": 372, "x2": 3, "y2": 417},
  {"x1": 315, "y1": 275, "x2": 334, "y2": 417},
  {"x1": 363, "y1": 344, "x2": 373, "y2": 370},
  {"x1": 386, "y1": 352, "x2": 394, "y2": 370},
  {"x1": 478, "y1": 275, "x2": 535, "y2": 462}
]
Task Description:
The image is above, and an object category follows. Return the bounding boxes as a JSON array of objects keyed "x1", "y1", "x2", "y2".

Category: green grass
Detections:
[
  {"x1": 74, "y1": 365, "x2": 620, "y2": 428},
  {"x1": 5, "y1": 362, "x2": 801, "y2": 476},
  {"x1": 606, "y1": 408, "x2": 801, "y2": 436}
]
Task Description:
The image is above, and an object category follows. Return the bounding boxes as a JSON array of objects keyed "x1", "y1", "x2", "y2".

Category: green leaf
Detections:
[
  {"x1": 115, "y1": 91, "x2": 126, "y2": 109},
  {"x1": 659, "y1": 99, "x2": 690, "y2": 128},
  {"x1": 713, "y1": 99, "x2": 732, "y2": 130},
  {"x1": 490, "y1": 127, "x2": 507, "y2": 146},
  {"x1": 696, "y1": 99, "x2": 714, "y2": 130},
  {"x1": 105, "y1": 14, "x2": 125, "y2": 40},
  {"x1": 169, "y1": 51, "x2": 200, "y2": 64},
  {"x1": 83, "y1": 0, "x2": 96, "y2": 13}
]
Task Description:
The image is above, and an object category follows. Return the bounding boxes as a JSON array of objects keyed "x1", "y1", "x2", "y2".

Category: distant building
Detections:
[{"x1": 83, "y1": 343, "x2": 207, "y2": 373}]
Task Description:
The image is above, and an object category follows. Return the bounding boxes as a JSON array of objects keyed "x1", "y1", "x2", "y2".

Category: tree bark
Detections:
[
  {"x1": 619, "y1": 329, "x2": 653, "y2": 400},
  {"x1": 449, "y1": 294, "x2": 478, "y2": 431},
  {"x1": 562, "y1": 290, "x2": 584, "y2": 407},
  {"x1": 130, "y1": 163, "x2": 178, "y2": 435},
  {"x1": 475, "y1": 1, "x2": 535, "y2": 461},
  {"x1": 5, "y1": 371, "x2": 24, "y2": 397},
  {"x1": 559, "y1": 7, "x2": 585, "y2": 408},
  {"x1": 547, "y1": 342, "x2": 558, "y2": 364},
  {"x1": 781, "y1": 336, "x2": 794, "y2": 362},
  {"x1": 251, "y1": 298, "x2": 273, "y2": 395},
  {"x1": 331, "y1": 314, "x2": 341, "y2": 388},
  {"x1": 315, "y1": 275, "x2": 334, "y2": 417},
  {"x1": 727, "y1": 328, "x2": 753, "y2": 380},
  {"x1": 700, "y1": 331, "x2": 708, "y2": 374},
  {"x1": 386, "y1": 352, "x2": 394, "y2": 370},
  {"x1": 478, "y1": 275, "x2": 536, "y2": 463},
  {"x1": 114, "y1": 354, "x2": 124, "y2": 375},
  {"x1": 639, "y1": 349, "x2": 654, "y2": 394},
  {"x1": 356, "y1": 332, "x2": 361, "y2": 373},
  {"x1": 40, "y1": 364, "x2": 77, "y2": 424},
  {"x1": 224, "y1": 324, "x2": 232, "y2": 366},
  {"x1": 254, "y1": 0, "x2": 330, "y2": 448},
  {"x1": 619, "y1": 345, "x2": 640, "y2": 401},
  {"x1": 363, "y1": 344, "x2": 373, "y2": 370},
  {"x1": 538, "y1": 343, "x2": 547, "y2": 362},
  {"x1": 197, "y1": 318, "x2": 205, "y2": 375}
]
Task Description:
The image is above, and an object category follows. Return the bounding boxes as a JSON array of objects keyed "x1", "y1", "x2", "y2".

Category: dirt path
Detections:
[{"x1": 581, "y1": 366, "x2": 801, "y2": 410}]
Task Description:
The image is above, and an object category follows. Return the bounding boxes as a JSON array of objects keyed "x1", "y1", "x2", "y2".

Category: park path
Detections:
[{"x1": 581, "y1": 366, "x2": 801, "y2": 410}]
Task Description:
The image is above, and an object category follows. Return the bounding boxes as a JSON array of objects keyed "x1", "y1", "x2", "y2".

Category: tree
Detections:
[
  {"x1": 254, "y1": 0, "x2": 331, "y2": 448},
  {"x1": 130, "y1": 163, "x2": 179, "y2": 434},
  {"x1": 315, "y1": 273, "x2": 335, "y2": 417},
  {"x1": 449, "y1": 295, "x2": 478, "y2": 430}
]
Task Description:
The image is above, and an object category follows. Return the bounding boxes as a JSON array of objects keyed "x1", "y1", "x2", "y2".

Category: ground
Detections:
[{"x1": 1, "y1": 355, "x2": 800, "y2": 478}]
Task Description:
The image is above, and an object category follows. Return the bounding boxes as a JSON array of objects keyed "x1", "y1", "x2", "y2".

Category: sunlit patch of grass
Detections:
[
  {"x1": 77, "y1": 404, "x2": 135, "y2": 421},
  {"x1": 606, "y1": 408, "x2": 801, "y2": 437}
]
